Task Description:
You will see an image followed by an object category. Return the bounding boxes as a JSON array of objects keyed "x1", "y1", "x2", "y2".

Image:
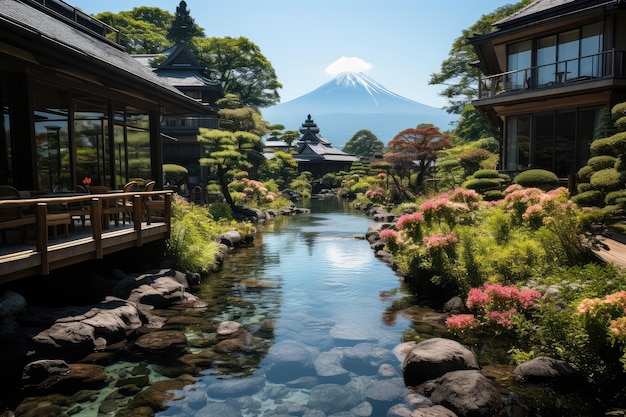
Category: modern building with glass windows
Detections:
[
  {"x1": 470, "y1": 0, "x2": 626, "y2": 182},
  {"x1": 0, "y1": 0, "x2": 209, "y2": 193}
]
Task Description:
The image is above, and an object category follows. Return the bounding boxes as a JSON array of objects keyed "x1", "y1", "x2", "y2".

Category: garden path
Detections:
[{"x1": 593, "y1": 234, "x2": 626, "y2": 269}]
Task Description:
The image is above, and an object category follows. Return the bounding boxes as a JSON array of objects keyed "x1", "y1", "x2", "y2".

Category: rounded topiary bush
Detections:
[
  {"x1": 473, "y1": 169, "x2": 501, "y2": 179},
  {"x1": 601, "y1": 204, "x2": 625, "y2": 219},
  {"x1": 590, "y1": 131, "x2": 626, "y2": 155},
  {"x1": 590, "y1": 168, "x2": 624, "y2": 192},
  {"x1": 462, "y1": 178, "x2": 501, "y2": 193},
  {"x1": 437, "y1": 158, "x2": 461, "y2": 171},
  {"x1": 476, "y1": 137, "x2": 500, "y2": 153},
  {"x1": 571, "y1": 190, "x2": 605, "y2": 208},
  {"x1": 513, "y1": 169, "x2": 559, "y2": 190},
  {"x1": 577, "y1": 165, "x2": 594, "y2": 182},
  {"x1": 587, "y1": 155, "x2": 618, "y2": 171},
  {"x1": 483, "y1": 189, "x2": 505, "y2": 201},
  {"x1": 577, "y1": 182, "x2": 593, "y2": 193},
  {"x1": 606, "y1": 190, "x2": 626, "y2": 206}
]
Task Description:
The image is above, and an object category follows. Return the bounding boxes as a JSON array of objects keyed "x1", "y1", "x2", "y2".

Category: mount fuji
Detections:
[{"x1": 261, "y1": 72, "x2": 458, "y2": 149}]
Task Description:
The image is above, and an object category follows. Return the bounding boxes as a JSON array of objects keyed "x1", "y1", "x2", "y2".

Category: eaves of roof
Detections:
[{"x1": 0, "y1": 0, "x2": 208, "y2": 114}]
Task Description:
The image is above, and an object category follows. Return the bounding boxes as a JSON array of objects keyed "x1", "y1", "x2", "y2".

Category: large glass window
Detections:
[
  {"x1": 537, "y1": 36, "x2": 557, "y2": 86},
  {"x1": 34, "y1": 82, "x2": 70, "y2": 192},
  {"x1": 506, "y1": 115, "x2": 530, "y2": 171},
  {"x1": 0, "y1": 75, "x2": 12, "y2": 184},
  {"x1": 507, "y1": 40, "x2": 532, "y2": 89},
  {"x1": 113, "y1": 106, "x2": 128, "y2": 187},
  {"x1": 534, "y1": 113, "x2": 555, "y2": 171},
  {"x1": 558, "y1": 30, "x2": 580, "y2": 81},
  {"x1": 125, "y1": 107, "x2": 151, "y2": 181},
  {"x1": 74, "y1": 96, "x2": 109, "y2": 188},
  {"x1": 580, "y1": 23, "x2": 603, "y2": 77},
  {"x1": 554, "y1": 111, "x2": 576, "y2": 177}
]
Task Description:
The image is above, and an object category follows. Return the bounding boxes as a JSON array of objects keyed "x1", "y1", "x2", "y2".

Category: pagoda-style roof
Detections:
[
  {"x1": 134, "y1": 43, "x2": 222, "y2": 93},
  {"x1": 294, "y1": 115, "x2": 357, "y2": 163}
]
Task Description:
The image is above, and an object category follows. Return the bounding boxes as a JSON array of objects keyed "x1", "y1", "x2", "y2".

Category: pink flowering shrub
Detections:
[
  {"x1": 502, "y1": 186, "x2": 544, "y2": 224},
  {"x1": 445, "y1": 314, "x2": 478, "y2": 332},
  {"x1": 230, "y1": 178, "x2": 277, "y2": 206},
  {"x1": 447, "y1": 282, "x2": 542, "y2": 333},
  {"x1": 378, "y1": 228, "x2": 402, "y2": 253},
  {"x1": 396, "y1": 211, "x2": 425, "y2": 241},
  {"x1": 366, "y1": 187, "x2": 386, "y2": 204}
]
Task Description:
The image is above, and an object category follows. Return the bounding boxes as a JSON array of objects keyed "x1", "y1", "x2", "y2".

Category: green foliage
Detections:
[
  {"x1": 483, "y1": 190, "x2": 504, "y2": 201},
  {"x1": 166, "y1": 195, "x2": 226, "y2": 274},
  {"x1": 163, "y1": 164, "x2": 188, "y2": 184},
  {"x1": 95, "y1": 9, "x2": 172, "y2": 53},
  {"x1": 571, "y1": 190, "x2": 605, "y2": 207},
  {"x1": 462, "y1": 178, "x2": 501, "y2": 193},
  {"x1": 476, "y1": 137, "x2": 500, "y2": 153},
  {"x1": 473, "y1": 169, "x2": 501, "y2": 179},
  {"x1": 577, "y1": 165, "x2": 594, "y2": 183},
  {"x1": 258, "y1": 151, "x2": 298, "y2": 189},
  {"x1": 590, "y1": 131, "x2": 626, "y2": 155},
  {"x1": 208, "y1": 202, "x2": 232, "y2": 220},
  {"x1": 589, "y1": 168, "x2": 624, "y2": 193},
  {"x1": 289, "y1": 172, "x2": 313, "y2": 199},
  {"x1": 513, "y1": 169, "x2": 559, "y2": 190},
  {"x1": 192, "y1": 37, "x2": 282, "y2": 108},
  {"x1": 342, "y1": 130, "x2": 384, "y2": 161},
  {"x1": 457, "y1": 148, "x2": 495, "y2": 176},
  {"x1": 588, "y1": 155, "x2": 618, "y2": 171},
  {"x1": 606, "y1": 190, "x2": 626, "y2": 207}
]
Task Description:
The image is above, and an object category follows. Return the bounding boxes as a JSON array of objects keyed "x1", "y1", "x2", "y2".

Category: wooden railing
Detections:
[{"x1": 0, "y1": 190, "x2": 172, "y2": 281}]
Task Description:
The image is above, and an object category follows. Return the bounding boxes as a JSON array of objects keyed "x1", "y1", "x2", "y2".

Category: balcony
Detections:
[
  {"x1": 0, "y1": 190, "x2": 172, "y2": 284},
  {"x1": 477, "y1": 50, "x2": 626, "y2": 99}
]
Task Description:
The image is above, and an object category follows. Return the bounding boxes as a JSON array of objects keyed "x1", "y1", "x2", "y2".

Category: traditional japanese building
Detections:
[
  {"x1": 470, "y1": 0, "x2": 626, "y2": 181},
  {"x1": 0, "y1": 0, "x2": 210, "y2": 192},
  {"x1": 134, "y1": 42, "x2": 223, "y2": 187},
  {"x1": 293, "y1": 115, "x2": 357, "y2": 177}
]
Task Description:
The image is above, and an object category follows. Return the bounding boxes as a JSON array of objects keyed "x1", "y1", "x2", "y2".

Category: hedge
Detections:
[{"x1": 513, "y1": 169, "x2": 559, "y2": 190}]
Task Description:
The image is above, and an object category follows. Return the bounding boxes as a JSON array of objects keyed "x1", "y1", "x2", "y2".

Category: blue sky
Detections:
[{"x1": 69, "y1": 0, "x2": 515, "y2": 109}]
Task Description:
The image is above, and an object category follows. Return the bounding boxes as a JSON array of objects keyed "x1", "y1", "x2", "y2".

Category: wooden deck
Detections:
[
  {"x1": 0, "y1": 191, "x2": 172, "y2": 284},
  {"x1": 593, "y1": 234, "x2": 626, "y2": 269}
]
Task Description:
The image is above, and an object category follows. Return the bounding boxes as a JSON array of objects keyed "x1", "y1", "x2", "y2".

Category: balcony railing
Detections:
[{"x1": 478, "y1": 50, "x2": 626, "y2": 99}]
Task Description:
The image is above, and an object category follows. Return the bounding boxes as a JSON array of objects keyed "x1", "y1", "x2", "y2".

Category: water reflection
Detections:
[{"x1": 158, "y1": 197, "x2": 415, "y2": 416}]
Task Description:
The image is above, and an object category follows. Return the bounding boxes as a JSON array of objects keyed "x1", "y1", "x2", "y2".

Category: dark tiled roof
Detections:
[
  {"x1": 0, "y1": 0, "x2": 204, "y2": 111},
  {"x1": 495, "y1": 0, "x2": 620, "y2": 27}
]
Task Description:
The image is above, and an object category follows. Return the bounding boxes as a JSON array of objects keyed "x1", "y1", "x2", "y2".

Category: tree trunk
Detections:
[{"x1": 217, "y1": 164, "x2": 235, "y2": 208}]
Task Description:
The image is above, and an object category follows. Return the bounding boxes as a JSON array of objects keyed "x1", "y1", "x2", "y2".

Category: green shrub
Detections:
[
  {"x1": 605, "y1": 190, "x2": 626, "y2": 206},
  {"x1": 571, "y1": 190, "x2": 605, "y2": 207},
  {"x1": 473, "y1": 169, "x2": 501, "y2": 179},
  {"x1": 208, "y1": 202, "x2": 232, "y2": 220},
  {"x1": 483, "y1": 190, "x2": 505, "y2": 201},
  {"x1": 476, "y1": 137, "x2": 500, "y2": 153},
  {"x1": 587, "y1": 155, "x2": 618, "y2": 171},
  {"x1": 514, "y1": 169, "x2": 559, "y2": 190},
  {"x1": 589, "y1": 168, "x2": 624, "y2": 192},
  {"x1": 458, "y1": 148, "x2": 494, "y2": 175},
  {"x1": 578, "y1": 208, "x2": 608, "y2": 227},
  {"x1": 576, "y1": 182, "x2": 593, "y2": 193},
  {"x1": 601, "y1": 204, "x2": 625, "y2": 219},
  {"x1": 590, "y1": 131, "x2": 626, "y2": 155},
  {"x1": 462, "y1": 178, "x2": 501, "y2": 193},
  {"x1": 437, "y1": 158, "x2": 461, "y2": 170},
  {"x1": 577, "y1": 165, "x2": 594, "y2": 182}
]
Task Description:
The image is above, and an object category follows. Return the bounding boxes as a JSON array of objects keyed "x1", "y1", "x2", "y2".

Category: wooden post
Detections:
[
  {"x1": 35, "y1": 203, "x2": 49, "y2": 275},
  {"x1": 91, "y1": 198, "x2": 103, "y2": 259},
  {"x1": 164, "y1": 192, "x2": 172, "y2": 237},
  {"x1": 133, "y1": 194, "x2": 142, "y2": 246}
]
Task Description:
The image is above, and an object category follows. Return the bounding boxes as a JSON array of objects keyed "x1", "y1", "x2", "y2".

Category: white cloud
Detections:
[{"x1": 325, "y1": 56, "x2": 372, "y2": 76}]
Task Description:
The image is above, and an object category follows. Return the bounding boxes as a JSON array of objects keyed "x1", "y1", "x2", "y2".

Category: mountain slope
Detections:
[{"x1": 262, "y1": 72, "x2": 457, "y2": 148}]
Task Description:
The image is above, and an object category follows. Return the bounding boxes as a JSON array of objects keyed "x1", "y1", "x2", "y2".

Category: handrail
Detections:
[{"x1": 477, "y1": 49, "x2": 625, "y2": 98}]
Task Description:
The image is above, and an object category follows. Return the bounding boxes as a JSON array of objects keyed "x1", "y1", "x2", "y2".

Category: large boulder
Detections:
[
  {"x1": 514, "y1": 356, "x2": 581, "y2": 386},
  {"x1": 420, "y1": 370, "x2": 504, "y2": 417},
  {"x1": 402, "y1": 338, "x2": 479, "y2": 386}
]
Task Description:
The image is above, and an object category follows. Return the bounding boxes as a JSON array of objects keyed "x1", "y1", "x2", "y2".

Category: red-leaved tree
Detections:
[{"x1": 383, "y1": 126, "x2": 452, "y2": 195}]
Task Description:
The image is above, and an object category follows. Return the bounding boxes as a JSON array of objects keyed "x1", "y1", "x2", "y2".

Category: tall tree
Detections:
[
  {"x1": 342, "y1": 130, "x2": 384, "y2": 161},
  {"x1": 167, "y1": 1, "x2": 204, "y2": 44},
  {"x1": 95, "y1": 10, "x2": 172, "y2": 53},
  {"x1": 198, "y1": 128, "x2": 260, "y2": 208},
  {"x1": 384, "y1": 126, "x2": 452, "y2": 194},
  {"x1": 429, "y1": 1, "x2": 531, "y2": 139},
  {"x1": 192, "y1": 37, "x2": 282, "y2": 108}
]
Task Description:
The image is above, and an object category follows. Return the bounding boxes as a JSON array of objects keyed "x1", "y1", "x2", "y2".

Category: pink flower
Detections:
[
  {"x1": 422, "y1": 232, "x2": 458, "y2": 250},
  {"x1": 379, "y1": 229, "x2": 398, "y2": 241},
  {"x1": 467, "y1": 287, "x2": 489, "y2": 310},
  {"x1": 396, "y1": 212, "x2": 425, "y2": 229},
  {"x1": 487, "y1": 308, "x2": 516, "y2": 327},
  {"x1": 446, "y1": 314, "x2": 478, "y2": 330}
]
